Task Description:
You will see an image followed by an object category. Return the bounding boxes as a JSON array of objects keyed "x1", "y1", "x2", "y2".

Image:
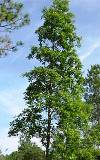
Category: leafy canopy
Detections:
[{"x1": 8, "y1": 0, "x2": 92, "y2": 159}]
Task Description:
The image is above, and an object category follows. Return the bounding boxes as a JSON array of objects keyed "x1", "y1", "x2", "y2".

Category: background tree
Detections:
[
  {"x1": 85, "y1": 64, "x2": 100, "y2": 125},
  {"x1": 5, "y1": 141, "x2": 45, "y2": 160},
  {"x1": 0, "y1": 0, "x2": 29, "y2": 56},
  {"x1": 0, "y1": 150, "x2": 5, "y2": 160},
  {"x1": 8, "y1": 0, "x2": 91, "y2": 159},
  {"x1": 84, "y1": 64, "x2": 100, "y2": 155}
]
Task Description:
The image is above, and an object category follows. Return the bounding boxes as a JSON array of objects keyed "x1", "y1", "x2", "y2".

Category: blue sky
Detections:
[{"x1": 0, "y1": 0, "x2": 100, "y2": 154}]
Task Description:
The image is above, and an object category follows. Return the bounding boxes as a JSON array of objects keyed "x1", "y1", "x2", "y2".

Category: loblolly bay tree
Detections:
[{"x1": 8, "y1": 0, "x2": 91, "y2": 159}]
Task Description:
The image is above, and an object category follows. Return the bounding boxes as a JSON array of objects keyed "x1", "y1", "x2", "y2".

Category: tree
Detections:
[
  {"x1": 0, "y1": 150, "x2": 5, "y2": 160},
  {"x1": 84, "y1": 64, "x2": 100, "y2": 154},
  {"x1": 85, "y1": 64, "x2": 100, "y2": 125},
  {"x1": 0, "y1": 0, "x2": 29, "y2": 56},
  {"x1": 50, "y1": 101, "x2": 92, "y2": 160},
  {"x1": 8, "y1": 0, "x2": 91, "y2": 159},
  {"x1": 5, "y1": 151, "x2": 18, "y2": 160},
  {"x1": 5, "y1": 142, "x2": 45, "y2": 160}
]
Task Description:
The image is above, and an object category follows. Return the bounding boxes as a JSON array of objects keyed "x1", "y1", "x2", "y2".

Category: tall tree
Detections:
[
  {"x1": 0, "y1": 0, "x2": 29, "y2": 56},
  {"x1": 8, "y1": 0, "x2": 90, "y2": 159}
]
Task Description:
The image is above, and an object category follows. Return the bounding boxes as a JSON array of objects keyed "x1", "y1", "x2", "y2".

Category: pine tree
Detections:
[{"x1": 0, "y1": 0, "x2": 29, "y2": 56}]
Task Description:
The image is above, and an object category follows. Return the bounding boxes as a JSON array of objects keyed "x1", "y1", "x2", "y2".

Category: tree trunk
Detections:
[{"x1": 46, "y1": 107, "x2": 51, "y2": 160}]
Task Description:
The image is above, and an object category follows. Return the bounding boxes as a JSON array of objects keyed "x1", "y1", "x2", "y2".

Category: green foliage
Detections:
[
  {"x1": 84, "y1": 64, "x2": 100, "y2": 158},
  {"x1": 50, "y1": 101, "x2": 92, "y2": 160},
  {"x1": 85, "y1": 64, "x2": 100, "y2": 124},
  {"x1": 5, "y1": 142, "x2": 45, "y2": 160},
  {"x1": 8, "y1": 0, "x2": 92, "y2": 159},
  {"x1": 0, "y1": 150, "x2": 5, "y2": 160},
  {"x1": 0, "y1": 0, "x2": 30, "y2": 55},
  {"x1": 5, "y1": 151, "x2": 18, "y2": 160}
]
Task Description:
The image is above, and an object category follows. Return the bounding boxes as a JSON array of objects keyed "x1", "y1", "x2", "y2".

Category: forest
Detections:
[{"x1": 0, "y1": 0, "x2": 100, "y2": 160}]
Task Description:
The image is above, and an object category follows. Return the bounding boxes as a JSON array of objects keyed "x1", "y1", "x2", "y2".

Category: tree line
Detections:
[{"x1": 0, "y1": 0, "x2": 100, "y2": 159}]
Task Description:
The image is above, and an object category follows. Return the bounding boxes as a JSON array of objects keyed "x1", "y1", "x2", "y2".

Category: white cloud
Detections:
[
  {"x1": 32, "y1": 137, "x2": 45, "y2": 151},
  {"x1": 0, "y1": 88, "x2": 26, "y2": 116},
  {"x1": 0, "y1": 87, "x2": 44, "y2": 155},
  {"x1": 0, "y1": 88, "x2": 25, "y2": 154},
  {"x1": 0, "y1": 128, "x2": 19, "y2": 155},
  {"x1": 0, "y1": 127, "x2": 44, "y2": 155},
  {"x1": 80, "y1": 41, "x2": 100, "y2": 62}
]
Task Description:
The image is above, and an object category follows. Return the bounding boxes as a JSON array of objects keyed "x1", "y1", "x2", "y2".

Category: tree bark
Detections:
[{"x1": 46, "y1": 107, "x2": 51, "y2": 160}]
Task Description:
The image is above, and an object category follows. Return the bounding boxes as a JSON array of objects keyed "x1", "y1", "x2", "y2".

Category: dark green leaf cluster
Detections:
[{"x1": 0, "y1": 0, "x2": 29, "y2": 31}]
